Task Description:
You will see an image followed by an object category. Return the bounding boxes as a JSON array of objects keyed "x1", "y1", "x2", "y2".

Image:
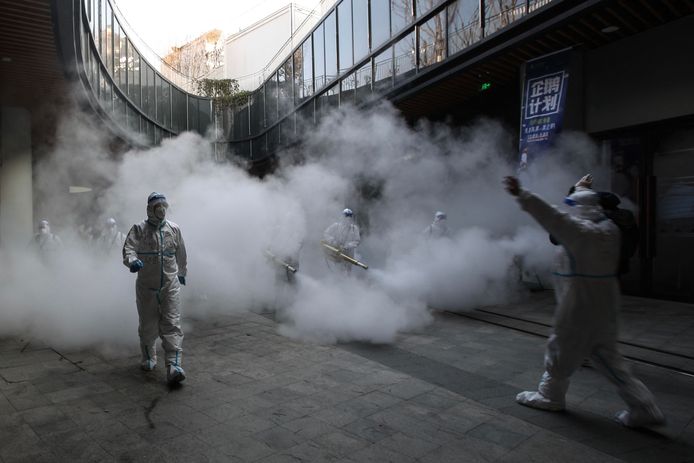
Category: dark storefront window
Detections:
[
  {"x1": 374, "y1": 46, "x2": 394, "y2": 93},
  {"x1": 485, "y1": 0, "x2": 525, "y2": 36},
  {"x1": 394, "y1": 31, "x2": 416, "y2": 82},
  {"x1": 324, "y1": 11, "x2": 338, "y2": 84},
  {"x1": 448, "y1": 0, "x2": 481, "y2": 55},
  {"x1": 371, "y1": 1, "x2": 390, "y2": 50},
  {"x1": 314, "y1": 25, "x2": 326, "y2": 91},
  {"x1": 418, "y1": 9, "x2": 446, "y2": 69},
  {"x1": 280, "y1": 114, "x2": 295, "y2": 147},
  {"x1": 353, "y1": 0, "x2": 369, "y2": 62},
  {"x1": 391, "y1": 0, "x2": 414, "y2": 35},
  {"x1": 338, "y1": 0, "x2": 354, "y2": 73}
]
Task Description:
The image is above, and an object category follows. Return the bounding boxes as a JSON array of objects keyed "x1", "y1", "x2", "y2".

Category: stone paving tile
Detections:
[
  {"x1": 309, "y1": 430, "x2": 370, "y2": 459},
  {"x1": 340, "y1": 416, "x2": 398, "y2": 443},
  {"x1": 339, "y1": 441, "x2": 418, "y2": 463},
  {"x1": 280, "y1": 415, "x2": 337, "y2": 439},
  {"x1": 214, "y1": 434, "x2": 276, "y2": 461},
  {"x1": 2, "y1": 382, "x2": 53, "y2": 411},
  {"x1": 377, "y1": 431, "x2": 441, "y2": 459},
  {"x1": 253, "y1": 425, "x2": 304, "y2": 451},
  {"x1": 416, "y1": 434, "x2": 510, "y2": 463}
]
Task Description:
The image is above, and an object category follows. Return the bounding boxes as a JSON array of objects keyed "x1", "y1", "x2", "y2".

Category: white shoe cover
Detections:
[
  {"x1": 614, "y1": 408, "x2": 665, "y2": 428},
  {"x1": 516, "y1": 391, "x2": 565, "y2": 411},
  {"x1": 140, "y1": 359, "x2": 156, "y2": 371},
  {"x1": 167, "y1": 364, "x2": 186, "y2": 384}
]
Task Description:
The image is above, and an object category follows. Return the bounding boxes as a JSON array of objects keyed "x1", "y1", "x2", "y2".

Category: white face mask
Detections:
[{"x1": 154, "y1": 204, "x2": 167, "y2": 220}]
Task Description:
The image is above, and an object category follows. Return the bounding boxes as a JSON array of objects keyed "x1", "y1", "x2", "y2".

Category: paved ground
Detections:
[{"x1": 1, "y1": 291, "x2": 693, "y2": 462}]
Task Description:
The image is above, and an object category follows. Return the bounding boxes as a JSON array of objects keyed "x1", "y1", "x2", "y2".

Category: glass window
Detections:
[
  {"x1": 374, "y1": 46, "x2": 394, "y2": 93},
  {"x1": 114, "y1": 92, "x2": 126, "y2": 123},
  {"x1": 252, "y1": 134, "x2": 268, "y2": 161},
  {"x1": 280, "y1": 114, "x2": 295, "y2": 147},
  {"x1": 293, "y1": 48, "x2": 303, "y2": 104},
  {"x1": 390, "y1": 0, "x2": 414, "y2": 35},
  {"x1": 233, "y1": 101, "x2": 249, "y2": 138},
  {"x1": 355, "y1": 61, "x2": 372, "y2": 104},
  {"x1": 416, "y1": 0, "x2": 444, "y2": 17},
  {"x1": 298, "y1": 100, "x2": 315, "y2": 129},
  {"x1": 353, "y1": 0, "x2": 368, "y2": 61},
  {"x1": 302, "y1": 38, "x2": 314, "y2": 100},
  {"x1": 250, "y1": 88, "x2": 265, "y2": 134},
  {"x1": 99, "y1": 68, "x2": 112, "y2": 112},
  {"x1": 394, "y1": 31, "x2": 416, "y2": 82},
  {"x1": 103, "y1": 2, "x2": 113, "y2": 74},
  {"x1": 324, "y1": 11, "x2": 338, "y2": 85},
  {"x1": 485, "y1": 0, "x2": 525, "y2": 36},
  {"x1": 128, "y1": 42, "x2": 141, "y2": 106},
  {"x1": 235, "y1": 140, "x2": 251, "y2": 159},
  {"x1": 143, "y1": 63, "x2": 156, "y2": 120},
  {"x1": 127, "y1": 104, "x2": 140, "y2": 134},
  {"x1": 278, "y1": 58, "x2": 293, "y2": 116},
  {"x1": 267, "y1": 126, "x2": 280, "y2": 156},
  {"x1": 326, "y1": 83, "x2": 339, "y2": 112},
  {"x1": 113, "y1": 26, "x2": 122, "y2": 87},
  {"x1": 188, "y1": 97, "x2": 199, "y2": 134},
  {"x1": 198, "y1": 98, "x2": 212, "y2": 134},
  {"x1": 313, "y1": 25, "x2": 325, "y2": 91},
  {"x1": 171, "y1": 87, "x2": 187, "y2": 133},
  {"x1": 418, "y1": 10, "x2": 446, "y2": 69},
  {"x1": 338, "y1": 0, "x2": 353, "y2": 73},
  {"x1": 265, "y1": 72, "x2": 278, "y2": 125},
  {"x1": 448, "y1": 0, "x2": 481, "y2": 55},
  {"x1": 340, "y1": 72, "x2": 356, "y2": 106},
  {"x1": 156, "y1": 75, "x2": 171, "y2": 128},
  {"x1": 371, "y1": 1, "x2": 390, "y2": 49}
]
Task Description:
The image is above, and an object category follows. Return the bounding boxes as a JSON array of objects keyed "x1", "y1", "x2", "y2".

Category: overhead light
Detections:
[
  {"x1": 69, "y1": 186, "x2": 92, "y2": 193},
  {"x1": 1, "y1": 57, "x2": 11, "y2": 62},
  {"x1": 601, "y1": 25, "x2": 620, "y2": 33}
]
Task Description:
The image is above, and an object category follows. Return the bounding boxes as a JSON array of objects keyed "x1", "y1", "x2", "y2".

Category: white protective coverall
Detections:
[
  {"x1": 32, "y1": 220, "x2": 63, "y2": 258},
  {"x1": 97, "y1": 218, "x2": 126, "y2": 255},
  {"x1": 123, "y1": 193, "x2": 187, "y2": 383},
  {"x1": 423, "y1": 211, "x2": 449, "y2": 239},
  {"x1": 323, "y1": 209, "x2": 361, "y2": 272},
  {"x1": 514, "y1": 186, "x2": 664, "y2": 428}
]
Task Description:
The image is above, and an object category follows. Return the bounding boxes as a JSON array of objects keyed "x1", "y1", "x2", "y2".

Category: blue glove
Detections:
[
  {"x1": 178, "y1": 275, "x2": 186, "y2": 285},
  {"x1": 129, "y1": 259, "x2": 144, "y2": 273}
]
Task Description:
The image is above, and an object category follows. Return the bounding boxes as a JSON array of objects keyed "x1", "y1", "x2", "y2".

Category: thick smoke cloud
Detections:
[{"x1": 0, "y1": 102, "x2": 609, "y2": 351}]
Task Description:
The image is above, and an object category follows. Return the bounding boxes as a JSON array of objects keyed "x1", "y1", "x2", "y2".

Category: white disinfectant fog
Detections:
[{"x1": 0, "y1": 103, "x2": 609, "y2": 351}]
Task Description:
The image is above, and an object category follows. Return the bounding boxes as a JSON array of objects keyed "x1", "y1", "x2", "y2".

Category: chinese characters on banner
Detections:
[{"x1": 518, "y1": 49, "x2": 571, "y2": 171}]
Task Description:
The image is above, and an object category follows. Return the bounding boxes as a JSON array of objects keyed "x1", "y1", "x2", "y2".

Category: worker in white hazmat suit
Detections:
[
  {"x1": 123, "y1": 192, "x2": 188, "y2": 385},
  {"x1": 323, "y1": 208, "x2": 361, "y2": 273},
  {"x1": 423, "y1": 211, "x2": 449, "y2": 239},
  {"x1": 504, "y1": 174, "x2": 664, "y2": 428},
  {"x1": 31, "y1": 219, "x2": 63, "y2": 258},
  {"x1": 97, "y1": 217, "x2": 126, "y2": 256}
]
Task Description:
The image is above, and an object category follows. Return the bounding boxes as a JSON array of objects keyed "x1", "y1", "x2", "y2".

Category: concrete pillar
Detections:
[{"x1": 0, "y1": 106, "x2": 33, "y2": 249}]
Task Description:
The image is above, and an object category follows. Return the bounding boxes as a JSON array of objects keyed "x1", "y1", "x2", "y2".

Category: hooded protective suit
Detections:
[
  {"x1": 98, "y1": 218, "x2": 126, "y2": 256},
  {"x1": 513, "y1": 181, "x2": 663, "y2": 428},
  {"x1": 423, "y1": 211, "x2": 449, "y2": 239},
  {"x1": 323, "y1": 209, "x2": 361, "y2": 272},
  {"x1": 123, "y1": 193, "x2": 187, "y2": 383},
  {"x1": 32, "y1": 220, "x2": 63, "y2": 258}
]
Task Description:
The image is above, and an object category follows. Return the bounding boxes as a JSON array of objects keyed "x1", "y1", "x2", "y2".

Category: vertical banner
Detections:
[{"x1": 518, "y1": 49, "x2": 571, "y2": 171}]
